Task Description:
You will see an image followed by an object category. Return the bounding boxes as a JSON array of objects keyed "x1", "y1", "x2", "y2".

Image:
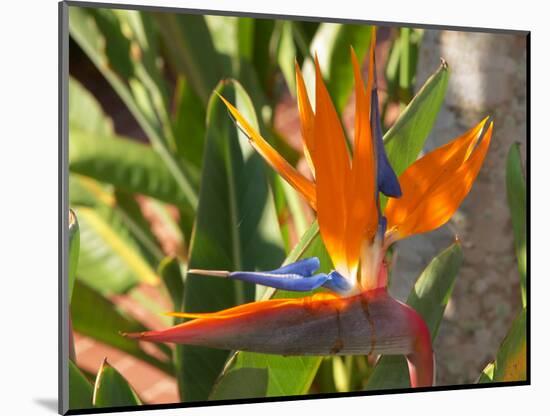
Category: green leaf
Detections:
[
  {"x1": 302, "y1": 23, "x2": 373, "y2": 113},
  {"x1": 69, "y1": 77, "x2": 113, "y2": 136},
  {"x1": 69, "y1": 7, "x2": 198, "y2": 209},
  {"x1": 71, "y1": 280, "x2": 172, "y2": 374},
  {"x1": 158, "y1": 256, "x2": 185, "y2": 312},
  {"x1": 176, "y1": 80, "x2": 285, "y2": 401},
  {"x1": 479, "y1": 309, "x2": 527, "y2": 383},
  {"x1": 250, "y1": 20, "x2": 276, "y2": 92},
  {"x1": 69, "y1": 130, "x2": 192, "y2": 207},
  {"x1": 113, "y1": 190, "x2": 164, "y2": 264},
  {"x1": 153, "y1": 12, "x2": 222, "y2": 105},
  {"x1": 237, "y1": 18, "x2": 255, "y2": 61},
  {"x1": 209, "y1": 221, "x2": 332, "y2": 400},
  {"x1": 172, "y1": 77, "x2": 206, "y2": 172},
  {"x1": 478, "y1": 362, "x2": 495, "y2": 383},
  {"x1": 276, "y1": 21, "x2": 297, "y2": 95},
  {"x1": 384, "y1": 60, "x2": 449, "y2": 178},
  {"x1": 70, "y1": 174, "x2": 166, "y2": 293},
  {"x1": 366, "y1": 242, "x2": 463, "y2": 390},
  {"x1": 75, "y1": 205, "x2": 159, "y2": 294},
  {"x1": 68, "y1": 209, "x2": 80, "y2": 302},
  {"x1": 506, "y1": 143, "x2": 527, "y2": 307},
  {"x1": 93, "y1": 359, "x2": 142, "y2": 407},
  {"x1": 69, "y1": 360, "x2": 94, "y2": 410}
]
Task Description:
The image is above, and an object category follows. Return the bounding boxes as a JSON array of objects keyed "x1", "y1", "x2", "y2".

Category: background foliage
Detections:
[{"x1": 66, "y1": 5, "x2": 526, "y2": 410}]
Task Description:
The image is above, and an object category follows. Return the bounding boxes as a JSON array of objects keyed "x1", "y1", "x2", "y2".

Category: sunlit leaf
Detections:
[
  {"x1": 478, "y1": 362, "x2": 495, "y2": 383},
  {"x1": 76, "y1": 206, "x2": 159, "y2": 294},
  {"x1": 69, "y1": 77, "x2": 113, "y2": 136},
  {"x1": 70, "y1": 130, "x2": 193, "y2": 207},
  {"x1": 93, "y1": 359, "x2": 142, "y2": 407}
]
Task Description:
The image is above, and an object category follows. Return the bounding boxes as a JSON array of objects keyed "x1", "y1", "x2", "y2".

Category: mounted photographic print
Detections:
[{"x1": 59, "y1": 1, "x2": 529, "y2": 414}]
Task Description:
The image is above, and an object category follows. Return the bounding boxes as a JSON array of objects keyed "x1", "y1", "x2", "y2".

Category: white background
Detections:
[{"x1": 0, "y1": 0, "x2": 545, "y2": 415}]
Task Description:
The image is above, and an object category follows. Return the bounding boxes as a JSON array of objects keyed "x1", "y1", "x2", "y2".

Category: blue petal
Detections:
[
  {"x1": 228, "y1": 270, "x2": 329, "y2": 291},
  {"x1": 371, "y1": 88, "x2": 402, "y2": 198},
  {"x1": 265, "y1": 257, "x2": 320, "y2": 277},
  {"x1": 322, "y1": 270, "x2": 353, "y2": 294},
  {"x1": 377, "y1": 215, "x2": 387, "y2": 239}
]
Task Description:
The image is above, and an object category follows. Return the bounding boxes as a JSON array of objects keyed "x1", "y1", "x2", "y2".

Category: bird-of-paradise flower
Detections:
[{"x1": 124, "y1": 28, "x2": 493, "y2": 389}]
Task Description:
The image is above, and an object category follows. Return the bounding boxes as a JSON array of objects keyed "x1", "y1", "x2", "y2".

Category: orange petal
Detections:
[
  {"x1": 344, "y1": 34, "x2": 379, "y2": 276},
  {"x1": 312, "y1": 55, "x2": 352, "y2": 274},
  {"x1": 218, "y1": 94, "x2": 317, "y2": 209},
  {"x1": 386, "y1": 120, "x2": 493, "y2": 239},
  {"x1": 295, "y1": 61, "x2": 316, "y2": 176},
  {"x1": 385, "y1": 118, "x2": 488, "y2": 228}
]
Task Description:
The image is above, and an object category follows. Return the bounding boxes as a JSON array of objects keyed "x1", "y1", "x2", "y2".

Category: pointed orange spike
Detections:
[
  {"x1": 312, "y1": 55, "x2": 352, "y2": 275},
  {"x1": 344, "y1": 32, "x2": 378, "y2": 276},
  {"x1": 386, "y1": 121, "x2": 493, "y2": 239},
  {"x1": 162, "y1": 298, "x2": 300, "y2": 321},
  {"x1": 386, "y1": 118, "x2": 489, "y2": 229},
  {"x1": 295, "y1": 61, "x2": 316, "y2": 177},
  {"x1": 218, "y1": 94, "x2": 317, "y2": 209}
]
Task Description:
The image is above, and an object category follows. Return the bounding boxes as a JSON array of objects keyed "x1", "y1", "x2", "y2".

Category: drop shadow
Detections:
[{"x1": 34, "y1": 398, "x2": 58, "y2": 414}]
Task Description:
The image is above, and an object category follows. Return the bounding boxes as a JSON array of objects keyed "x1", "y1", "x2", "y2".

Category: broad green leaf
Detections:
[
  {"x1": 68, "y1": 209, "x2": 80, "y2": 302},
  {"x1": 366, "y1": 242, "x2": 463, "y2": 390},
  {"x1": 71, "y1": 280, "x2": 172, "y2": 374},
  {"x1": 69, "y1": 7, "x2": 198, "y2": 208},
  {"x1": 176, "y1": 81, "x2": 285, "y2": 401},
  {"x1": 209, "y1": 220, "x2": 332, "y2": 400},
  {"x1": 69, "y1": 360, "x2": 93, "y2": 410},
  {"x1": 75, "y1": 206, "x2": 159, "y2": 294},
  {"x1": 479, "y1": 309, "x2": 527, "y2": 383},
  {"x1": 302, "y1": 23, "x2": 373, "y2": 112},
  {"x1": 69, "y1": 130, "x2": 192, "y2": 207},
  {"x1": 383, "y1": 61, "x2": 449, "y2": 178},
  {"x1": 70, "y1": 175, "x2": 165, "y2": 293},
  {"x1": 506, "y1": 143, "x2": 527, "y2": 307},
  {"x1": 153, "y1": 12, "x2": 222, "y2": 105},
  {"x1": 93, "y1": 359, "x2": 141, "y2": 407},
  {"x1": 69, "y1": 77, "x2": 113, "y2": 136}
]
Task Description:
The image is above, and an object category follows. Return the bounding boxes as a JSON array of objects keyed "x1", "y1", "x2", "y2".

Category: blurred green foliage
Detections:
[{"x1": 66, "y1": 5, "x2": 526, "y2": 409}]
